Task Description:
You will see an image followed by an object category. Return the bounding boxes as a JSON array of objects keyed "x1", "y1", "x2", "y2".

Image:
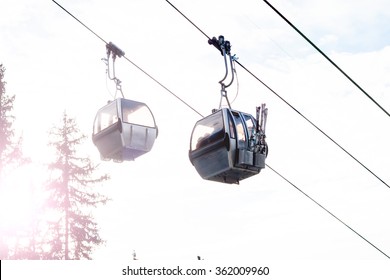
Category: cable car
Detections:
[
  {"x1": 92, "y1": 98, "x2": 158, "y2": 162},
  {"x1": 189, "y1": 106, "x2": 268, "y2": 184}
]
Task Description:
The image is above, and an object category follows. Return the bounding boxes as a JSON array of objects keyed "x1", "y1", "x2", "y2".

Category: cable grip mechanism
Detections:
[{"x1": 106, "y1": 42, "x2": 125, "y2": 59}]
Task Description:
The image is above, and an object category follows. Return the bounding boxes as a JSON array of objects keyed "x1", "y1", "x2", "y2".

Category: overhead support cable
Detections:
[
  {"x1": 266, "y1": 164, "x2": 390, "y2": 260},
  {"x1": 262, "y1": 0, "x2": 390, "y2": 118},
  {"x1": 52, "y1": 0, "x2": 107, "y2": 45},
  {"x1": 163, "y1": 0, "x2": 390, "y2": 190}
]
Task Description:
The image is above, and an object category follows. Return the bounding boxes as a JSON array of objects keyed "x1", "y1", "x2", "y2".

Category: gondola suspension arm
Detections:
[
  {"x1": 105, "y1": 42, "x2": 125, "y2": 98},
  {"x1": 208, "y1": 35, "x2": 236, "y2": 110}
]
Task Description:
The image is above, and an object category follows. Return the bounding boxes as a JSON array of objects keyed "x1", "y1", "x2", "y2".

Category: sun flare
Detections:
[{"x1": 0, "y1": 164, "x2": 43, "y2": 233}]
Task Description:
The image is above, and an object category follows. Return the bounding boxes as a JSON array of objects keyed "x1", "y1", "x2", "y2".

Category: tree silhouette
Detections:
[
  {"x1": 0, "y1": 65, "x2": 25, "y2": 172},
  {"x1": 44, "y1": 112, "x2": 110, "y2": 259},
  {"x1": 0, "y1": 64, "x2": 14, "y2": 174},
  {"x1": 0, "y1": 64, "x2": 27, "y2": 259}
]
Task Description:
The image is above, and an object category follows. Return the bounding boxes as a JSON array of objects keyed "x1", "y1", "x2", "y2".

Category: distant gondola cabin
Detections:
[{"x1": 93, "y1": 98, "x2": 158, "y2": 162}]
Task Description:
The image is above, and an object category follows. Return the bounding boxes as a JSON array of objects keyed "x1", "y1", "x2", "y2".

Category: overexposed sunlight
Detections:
[{"x1": 0, "y1": 164, "x2": 43, "y2": 233}]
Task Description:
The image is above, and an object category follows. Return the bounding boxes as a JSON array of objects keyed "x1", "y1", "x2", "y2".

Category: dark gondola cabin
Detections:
[
  {"x1": 189, "y1": 107, "x2": 267, "y2": 184},
  {"x1": 93, "y1": 98, "x2": 158, "y2": 162}
]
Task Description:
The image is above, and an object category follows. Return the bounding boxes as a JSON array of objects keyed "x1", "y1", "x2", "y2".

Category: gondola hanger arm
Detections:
[
  {"x1": 208, "y1": 36, "x2": 234, "y2": 87},
  {"x1": 105, "y1": 42, "x2": 126, "y2": 98},
  {"x1": 209, "y1": 35, "x2": 237, "y2": 109}
]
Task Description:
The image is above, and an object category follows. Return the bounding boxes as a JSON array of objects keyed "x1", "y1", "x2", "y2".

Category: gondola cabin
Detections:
[
  {"x1": 92, "y1": 98, "x2": 158, "y2": 162},
  {"x1": 189, "y1": 108, "x2": 267, "y2": 184}
]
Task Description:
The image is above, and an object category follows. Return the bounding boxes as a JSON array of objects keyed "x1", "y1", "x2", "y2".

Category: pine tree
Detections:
[
  {"x1": 45, "y1": 112, "x2": 110, "y2": 260},
  {"x1": 0, "y1": 64, "x2": 15, "y2": 176},
  {"x1": 0, "y1": 64, "x2": 25, "y2": 174},
  {"x1": 0, "y1": 64, "x2": 27, "y2": 259}
]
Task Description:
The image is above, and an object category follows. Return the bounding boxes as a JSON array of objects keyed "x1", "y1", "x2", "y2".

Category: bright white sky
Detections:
[{"x1": 1, "y1": 0, "x2": 390, "y2": 263}]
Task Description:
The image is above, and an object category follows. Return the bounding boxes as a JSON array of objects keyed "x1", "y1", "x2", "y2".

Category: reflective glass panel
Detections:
[
  {"x1": 191, "y1": 111, "x2": 224, "y2": 151},
  {"x1": 122, "y1": 101, "x2": 155, "y2": 128},
  {"x1": 94, "y1": 101, "x2": 118, "y2": 134}
]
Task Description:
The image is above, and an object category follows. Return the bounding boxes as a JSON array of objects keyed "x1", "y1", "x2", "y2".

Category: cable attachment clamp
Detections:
[{"x1": 106, "y1": 42, "x2": 125, "y2": 59}]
